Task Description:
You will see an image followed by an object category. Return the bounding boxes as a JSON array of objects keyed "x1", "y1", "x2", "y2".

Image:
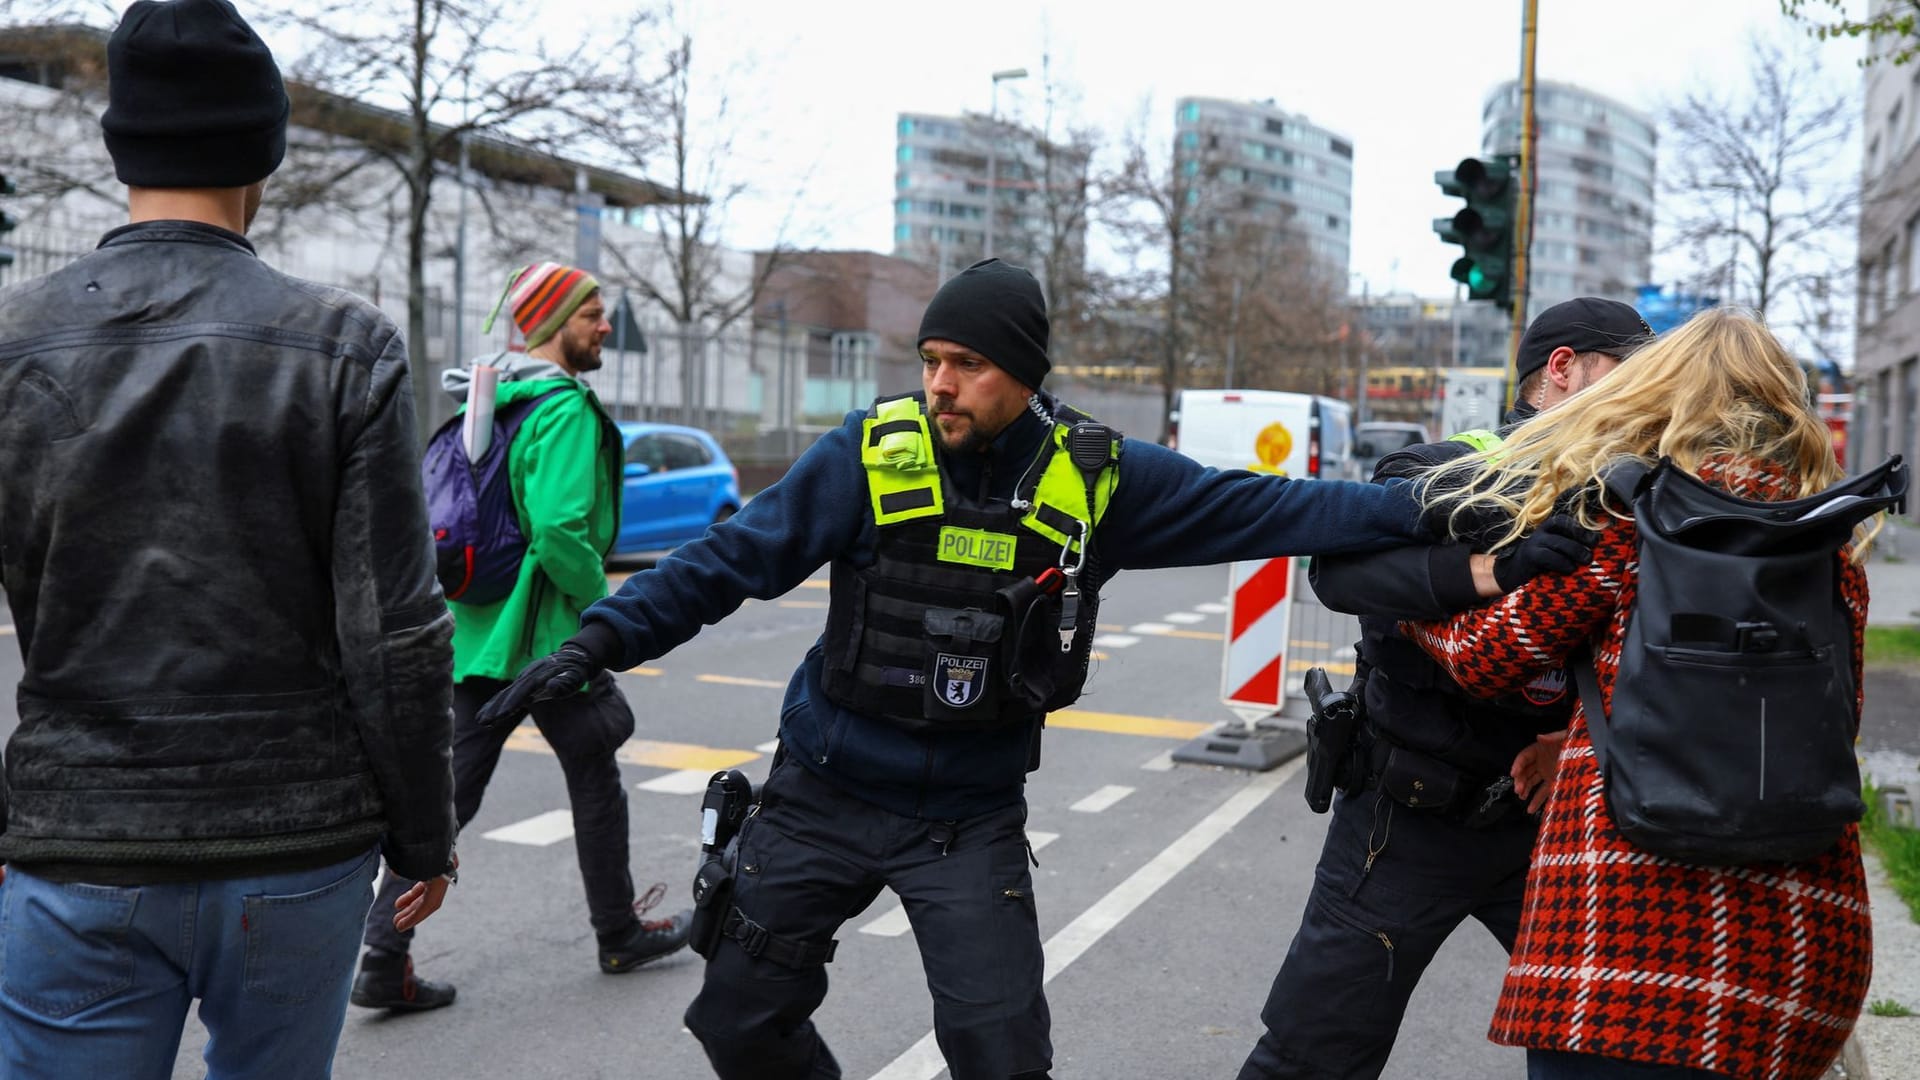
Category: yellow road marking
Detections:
[
  {"x1": 1048, "y1": 710, "x2": 1213, "y2": 740},
  {"x1": 795, "y1": 579, "x2": 829, "y2": 590},
  {"x1": 505, "y1": 727, "x2": 760, "y2": 771},
  {"x1": 1289, "y1": 660, "x2": 1356, "y2": 676},
  {"x1": 620, "y1": 666, "x2": 664, "y2": 676},
  {"x1": 1162, "y1": 629, "x2": 1223, "y2": 641},
  {"x1": 0, "y1": 625, "x2": 12, "y2": 636},
  {"x1": 779, "y1": 600, "x2": 828, "y2": 609},
  {"x1": 697, "y1": 674, "x2": 788, "y2": 689}
]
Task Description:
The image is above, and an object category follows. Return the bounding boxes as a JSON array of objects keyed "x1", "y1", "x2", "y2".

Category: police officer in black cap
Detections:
[
  {"x1": 474, "y1": 258, "x2": 1435, "y2": 1080},
  {"x1": 1236, "y1": 297, "x2": 1652, "y2": 1080}
]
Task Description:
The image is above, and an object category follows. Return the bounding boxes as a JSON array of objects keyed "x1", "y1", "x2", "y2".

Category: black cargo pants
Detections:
[
  {"x1": 1236, "y1": 783, "x2": 1537, "y2": 1080},
  {"x1": 683, "y1": 756, "x2": 1052, "y2": 1080},
  {"x1": 364, "y1": 672, "x2": 638, "y2": 954}
]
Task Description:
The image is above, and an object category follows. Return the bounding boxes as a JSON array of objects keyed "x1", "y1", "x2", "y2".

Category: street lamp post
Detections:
[{"x1": 983, "y1": 67, "x2": 1027, "y2": 262}]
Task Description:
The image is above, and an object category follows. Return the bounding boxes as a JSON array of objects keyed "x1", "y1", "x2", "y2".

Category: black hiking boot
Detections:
[
  {"x1": 349, "y1": 948, "x2": 457, "y2": 1011},
  {"x1": 597, "y1": 883, "x2": 693, "y2": 974}
]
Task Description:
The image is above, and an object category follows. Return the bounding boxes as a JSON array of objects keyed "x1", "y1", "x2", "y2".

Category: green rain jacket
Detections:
[{"x1": 441, "y1": 355, "x2": 621, "y2": 682}]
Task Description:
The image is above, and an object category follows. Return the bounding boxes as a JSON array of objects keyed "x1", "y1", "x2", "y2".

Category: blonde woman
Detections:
[{"x1": 1404, "y1": 307, "x2": 1875, "y2": 1080}]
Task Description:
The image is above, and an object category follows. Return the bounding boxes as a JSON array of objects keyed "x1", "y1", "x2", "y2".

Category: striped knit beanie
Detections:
[{"x1": 483, "y1": 262, "x2": 600, "y2": 350}]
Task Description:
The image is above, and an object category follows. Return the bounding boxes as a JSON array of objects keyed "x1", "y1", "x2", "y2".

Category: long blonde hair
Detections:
[{"x1": 1421, "y1": 306, "x2": 1846, "y2": 551}]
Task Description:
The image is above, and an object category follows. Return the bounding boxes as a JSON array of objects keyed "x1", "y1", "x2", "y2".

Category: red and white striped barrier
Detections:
[{"x1": 1221, "y1": 556, "x2": 1294, "y2": 717}]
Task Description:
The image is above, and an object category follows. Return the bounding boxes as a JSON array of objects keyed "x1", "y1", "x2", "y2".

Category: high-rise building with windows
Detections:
[
  {"x1": 892, "y1": 112, "x2": 1090, "y2": 289},
  {"x1": 1852, "y1": 42, "x2": 1920, "y2": 473},
  {"x1": 1480, "y1": 79, "x2": 1656, "y2": 316},
  {"x1": 1172, "y1": 96, "x2": 1354, "y2": 278}
]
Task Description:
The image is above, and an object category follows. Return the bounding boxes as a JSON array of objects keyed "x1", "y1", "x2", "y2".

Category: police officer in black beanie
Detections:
[
  {"x1": 0, "y1": 0, "x2": 458, "y2": 1073},
  {"x1": 475, "y1": 255, "x2": 1438, "y2": 1080}
]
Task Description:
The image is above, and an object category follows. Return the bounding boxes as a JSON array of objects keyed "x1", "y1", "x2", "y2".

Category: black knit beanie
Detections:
[
  {"x1": 101, "y1": 0, "x2": 289, "y2": 188},
  {"x1": 917, "y1": 258, "x2": 1051, "y2": 390}
]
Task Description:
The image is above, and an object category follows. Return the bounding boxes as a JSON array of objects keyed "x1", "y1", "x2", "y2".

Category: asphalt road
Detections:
[{"x1": 1, "y1": 567, "x2": 1523, "y2": 1080}]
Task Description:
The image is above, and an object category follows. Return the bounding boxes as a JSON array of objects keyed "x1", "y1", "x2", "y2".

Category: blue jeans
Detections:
[{"x1": 0, "y1": 847, "x2": 379, "y2": 1080}]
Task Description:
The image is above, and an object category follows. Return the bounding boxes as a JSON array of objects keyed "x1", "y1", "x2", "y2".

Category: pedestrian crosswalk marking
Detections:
[
  {"x1": 857, "y1": 832, "x2": 1060, "y2": 938},
  {"x1": 503, "y1": 727, "x2": 759, "y2": 771},
  {"x1": 697, "y1": 674, "x2": 788, "y2": 689},
  {"x1": 779, "y1": 600, "x2": 829, "y2": 609},
  {"x1": 1071, "y1": 785, "x2": 1134, "y2": 813},
  {"x1": 755, "y1": 739, "x2": 781, "y2": 753},
  {"x1": 1048, "y1": 710, "x2": 1211, "y2": 740},
  {"x1": 1129, "y1": 622, "x2": 1174, "y2": 634},
  {"x1": 1091, "y1": 633, "x2": 1140, "y2": 648},
  {"x1": 1140, "y1": 750, "x2": 1175, "y2": 772},
  {"x1": 1163, "y1": 612, "x2": 1205, "y2": 624},
  {"x1": 0, "y1": 625, "x2": 12, "y2": 636},
  {"x1": 637, "y1": 769, "x2": 712, "y2": 795},
  {"x1": 1195, "y1": 603, "x2": 1228, "y2": 614},
  {"x1": 481, "y1": 809, "x2": 575, "y2": 847}
]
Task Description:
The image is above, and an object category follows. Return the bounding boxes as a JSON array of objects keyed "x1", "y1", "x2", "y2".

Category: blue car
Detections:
[{"x1": 613, "y1": 422, "x2": 742, "y2": 555}]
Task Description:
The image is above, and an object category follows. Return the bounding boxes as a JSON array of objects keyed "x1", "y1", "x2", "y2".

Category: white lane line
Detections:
[
  {"x1": 1195, "y1": 603, "x2": 1228, "y2": 615},
  {"x1": 1071, "y1": 784, "x2": 1135, "y2": 813},
  {"x1": 637, "y1": 769, "x2": 712, "y2": 795},
  {"x1": 859, "y1": 905, "x2": 913, "y2": 938},
  {"x1": 755, "y1": 739, "x2": 781, "y2": 754},
  {"x1": 1129, "y1": 622, "x2": 1173, "y2": 635},
  {"x1": 480, "y1": 809, "x2": 574, "y2": 847},
  {"x1": 1140, "y1": 750, "x2": 1175, "y2": 772},
  {"x1": 0, "y1": 625, "x2": 13, "y2": 636},
  {"x1": 866, "y1": 760, "x2": 1301, "y2": 1080},
  {"x1": 857, "y1": 832, "x2": 1064, "y2": 939},
  {"x1": 1091, "y1": 634, "x2": 1140, "y2": 648},
  {"x1": 1163, "y1": 612, "x2": 1205, "y2": 625}
]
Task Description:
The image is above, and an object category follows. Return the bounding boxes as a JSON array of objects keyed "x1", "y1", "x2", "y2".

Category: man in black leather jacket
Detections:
[
  {"x1": 0, "y1": 2, "x2": 456, "y2": 1075},
  {"x1": 1235, "y1": 298, "x2": 1651, "y2": 1080}
]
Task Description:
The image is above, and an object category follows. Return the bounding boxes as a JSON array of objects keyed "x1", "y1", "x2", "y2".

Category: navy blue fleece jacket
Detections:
[{"x1": 576, "y1": 397, "x2": 1425, "y2": 819}]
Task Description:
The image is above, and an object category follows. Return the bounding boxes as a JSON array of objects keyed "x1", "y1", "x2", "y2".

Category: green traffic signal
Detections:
[{"x1": 1432, "y1": 156, "x2": 1516, "y2": 310}]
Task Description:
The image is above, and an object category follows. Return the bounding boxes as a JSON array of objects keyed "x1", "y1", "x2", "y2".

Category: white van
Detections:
[{"x1": 1167, "y1": 389, "x2": 1357, "y2": 480}]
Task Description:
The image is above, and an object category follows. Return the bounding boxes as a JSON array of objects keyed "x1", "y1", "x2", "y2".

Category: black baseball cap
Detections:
[{"x1": 1515, "y1": 298, "x2": 1653, "y2": 382}]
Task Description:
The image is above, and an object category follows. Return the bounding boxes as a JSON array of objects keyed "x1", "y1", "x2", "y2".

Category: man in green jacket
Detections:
[{"x1": 352, "y1": 263, "x2": 692, "y2": 1011}]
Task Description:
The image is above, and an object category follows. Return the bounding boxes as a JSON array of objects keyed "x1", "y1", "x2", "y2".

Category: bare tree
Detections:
[
  {"x1": 1105, "y1": 101, "x2": 1227, "y2": 442},
  {"x1": 1783, "y1": 0, "x2": 1920, "y2": 65},
  {"x1": 258, "y1": 0, "x2": 666, "y2": 427},
  {"x1": 1029, "y1": 49, "x2": 1098, "y2": 368},
  {"x1": 600, "y1": 32, "x2": 806, "y2": 428},
  {"x1": 1661, "y1": 34, "x2": 1856, "y2": 325}
]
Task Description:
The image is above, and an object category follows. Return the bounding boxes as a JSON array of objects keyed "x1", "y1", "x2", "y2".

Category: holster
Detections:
[
  {"x1": 689, "y1": 837, "x2": 737, "y2": 960},
  {"x1": 689, "y1": 769, "x2": 756, "y2": 960},
  {"x1": 1303, "y1": 667, "x2": 1368, "y2": 814}
]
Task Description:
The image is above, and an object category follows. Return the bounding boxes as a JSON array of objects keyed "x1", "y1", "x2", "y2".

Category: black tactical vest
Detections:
[{"x1": 820, "y1": 393, "x2": 1120, "y2": 733}]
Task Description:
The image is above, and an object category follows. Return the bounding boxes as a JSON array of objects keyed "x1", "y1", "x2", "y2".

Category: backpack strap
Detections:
[
  {"x1": 1572, "y1": 646, "x2": 1613, "y2": 771},
  {"x1": 1598, "y1": 456, "x2": 1656, "y2": 508}
]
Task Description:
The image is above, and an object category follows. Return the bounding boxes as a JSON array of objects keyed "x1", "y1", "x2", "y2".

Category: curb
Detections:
[{"x1": 1844, "y1": 848, "x2": 1920, "y2": 1079}]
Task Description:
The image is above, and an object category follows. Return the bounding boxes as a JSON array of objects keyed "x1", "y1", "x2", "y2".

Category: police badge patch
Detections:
[{"x1": 936, "y1": 653, "x2": 990, "y2": 708}]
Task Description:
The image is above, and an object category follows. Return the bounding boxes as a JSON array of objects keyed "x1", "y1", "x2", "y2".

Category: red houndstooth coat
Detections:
[{"x1": 1406, "y1": 459, "x2": 1872, "y2": 1080}]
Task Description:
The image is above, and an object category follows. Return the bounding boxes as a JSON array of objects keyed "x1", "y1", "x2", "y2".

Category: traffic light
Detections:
[
  {"x1": 1432, "y1": 157, "x2": 1515, "y2": 310},
  {"x1": 0, "y1": 173, "x2": 16, "y2": 273}
]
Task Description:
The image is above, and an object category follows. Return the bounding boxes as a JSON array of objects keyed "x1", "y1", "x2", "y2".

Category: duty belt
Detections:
[{"x1": 720, "y1": 908, "x2": 838, "y2": 968}]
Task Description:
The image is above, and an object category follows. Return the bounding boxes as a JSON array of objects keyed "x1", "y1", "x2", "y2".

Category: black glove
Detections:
[
  {"x1": 1491, "y1": 514, "x2": 1602, "y2": 593},
  {"x1": 475, "y1": 643, "x2": 602, "y2": 729}
]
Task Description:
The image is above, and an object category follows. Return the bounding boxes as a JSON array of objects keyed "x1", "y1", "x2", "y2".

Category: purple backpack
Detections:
[{"x1": 422, "y1": 387, "x2": 570, "y2": 605}]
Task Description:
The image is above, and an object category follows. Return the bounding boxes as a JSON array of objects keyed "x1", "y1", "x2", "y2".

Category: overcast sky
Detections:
[{"x1": 644, "y1": 0, "x2": 1868, "y2": 300}]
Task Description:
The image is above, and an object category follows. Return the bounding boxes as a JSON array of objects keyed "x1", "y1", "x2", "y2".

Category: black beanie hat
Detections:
[
  {"x1": 101, "y1": 0, "x2": 289, "y2": 188},
  {"x1": 917, "y1": 258, "x2": 1051, "y2": 390}
]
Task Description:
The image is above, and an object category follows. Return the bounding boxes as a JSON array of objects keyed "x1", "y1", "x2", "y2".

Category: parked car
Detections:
[
  {"x1": 1353, "y1": 421, "x2": 1433, "y2": 478},
  {"x1": 612, "y1": 421, "x2": 741, "y2": 556}
]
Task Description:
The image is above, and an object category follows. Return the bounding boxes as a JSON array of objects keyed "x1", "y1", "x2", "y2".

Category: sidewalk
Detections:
[{"x1": 1853, "y1": 518, "x2": 1920, "y2": 1080}]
